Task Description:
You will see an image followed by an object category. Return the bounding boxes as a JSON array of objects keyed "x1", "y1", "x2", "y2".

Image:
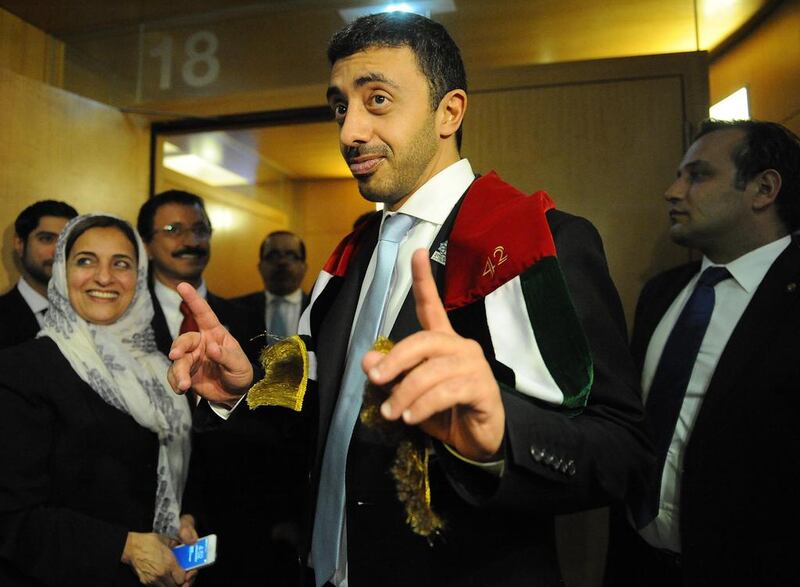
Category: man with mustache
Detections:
[
  {"x1": 0, "y1": 200, "x2": 77, "y2": 350},
  {"x1": 136, "y1": 190, "x2": 253, "y2": 354},
  {"x1": 137, "y1": 190, "x2": 305, "y2": 587},
  {"x1": 233, "y1": 230, "x2": 309, "y2": 336}
]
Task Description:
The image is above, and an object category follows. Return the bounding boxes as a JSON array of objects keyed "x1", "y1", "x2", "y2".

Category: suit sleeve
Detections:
[
  {"x1": 440, "y1": 214, "x2": 654, "y2": 513},
  {"x1": 0, "y1": 375, "x2": 132, "y2": 586}
]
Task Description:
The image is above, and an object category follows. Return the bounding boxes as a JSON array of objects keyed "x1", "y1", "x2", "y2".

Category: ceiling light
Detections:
[
  {"x1": 339, "y1": 0, "x2": 455, "y2": 22},
  {"x1": 163, "y1": 154, "x2": 250, "y2": 186},
  {"x1": 709, "y1": 87, "x2": 750, "y2": 121}
]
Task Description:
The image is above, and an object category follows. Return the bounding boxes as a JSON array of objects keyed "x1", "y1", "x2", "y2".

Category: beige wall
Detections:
[
  {"x1": 709, "y1": 0, "x2": 800, "y2": 133},
  {"x1": 0, "y1": 67, "x2": 150, "y2": 292}
]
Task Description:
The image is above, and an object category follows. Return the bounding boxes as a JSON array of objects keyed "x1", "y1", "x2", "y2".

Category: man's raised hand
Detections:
[
  {"x1": 361, "y1": 249, "x2": 505, "y2": 462},
  {"x1": 166, "y1": 282, "x2": 253, "y2": 404}
]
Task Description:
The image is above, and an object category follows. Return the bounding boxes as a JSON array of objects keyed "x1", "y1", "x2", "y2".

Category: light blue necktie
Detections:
[
  {"x1": 269, "y1": 297, "x2": 289, "y2": 338},
  {"x1": 311, "y1": 212, "x2": 415, "y2": 587}
]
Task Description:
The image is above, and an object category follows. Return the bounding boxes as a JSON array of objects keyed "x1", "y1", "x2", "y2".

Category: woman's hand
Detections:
[{"x1": 122, "y1": 532, "x2": 185, "y2": 587}]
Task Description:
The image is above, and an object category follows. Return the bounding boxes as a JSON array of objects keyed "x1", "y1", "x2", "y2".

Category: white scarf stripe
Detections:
[{"x1": 485, "y1": 276, "x2": 564, "y2": 405}]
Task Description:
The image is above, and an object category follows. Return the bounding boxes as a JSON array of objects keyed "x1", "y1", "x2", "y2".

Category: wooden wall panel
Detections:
[
  {"x1": 709, "y1": 0, "x2": 800, "y2": 133},
  {"x1": 0, "y1": 7, "x2": 62, "y2": 85},
  {"x1": 294, "y1": 178, "x2": 372, "y2": 293},
  {"x1": 0, "y1": 67, "x2": 149, "y2": 292}
]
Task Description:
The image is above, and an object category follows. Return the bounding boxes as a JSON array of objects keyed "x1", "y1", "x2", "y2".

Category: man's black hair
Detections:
[
  {"x1": 137, "y1": 190, "x2": 209, "y2": 242},
  {"x1": 696, "y1": 119, "x2": 800, "y2": 231},
  {"x1": 66, "y1": 215, "x2": 139, "y2": 261},
  {"x1": 260, "y1": 230, "x2": 306, "y2": 261},
  {"x1": 327, "y1": 12, "x2": 467, "y2": 149},
  {"x1": 14, "y1": 200, "x2": 78, "y2": 243}
]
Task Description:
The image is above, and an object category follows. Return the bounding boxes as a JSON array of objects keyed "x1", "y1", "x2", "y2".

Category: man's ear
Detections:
[
  {"x1": 437, "y1": 89, "x2": 467, "y2": 140},
  {"x1": 13, "y1": 234, "x2": 24, "y2": 258},
  {"x1": 752, "y1": 169, "x2": 782, "y2": 211}
]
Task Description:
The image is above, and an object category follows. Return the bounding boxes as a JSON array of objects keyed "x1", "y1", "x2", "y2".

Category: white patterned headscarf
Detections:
[{"x1": 39, "y1": 213, "x2": 191, "y2": 537}]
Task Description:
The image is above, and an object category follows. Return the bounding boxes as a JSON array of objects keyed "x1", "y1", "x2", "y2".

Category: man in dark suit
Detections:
[
  {"x1": 605, "y1": 120, "x2": 800, "y2": 586},
  {"x1": 137, "y1": 190, "x2": 306, "y2": 587},
  {"x1": 232, "y1": 230, "x2": 310, "y2": 336},
  {"x1": 167, "y1": 13, "x2": 652, "y2": 587},
  {"x1": 0, "y1": 200, "x2": 77, "y2": 350}
]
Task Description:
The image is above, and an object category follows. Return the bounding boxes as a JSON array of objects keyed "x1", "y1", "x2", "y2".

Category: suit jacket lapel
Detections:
[
  {"x1": 149, "y1": 283, "x2": 173, "y2": 357},
  {"x1": 699, "y1": 240, "x2": 800, "y2": 416}
]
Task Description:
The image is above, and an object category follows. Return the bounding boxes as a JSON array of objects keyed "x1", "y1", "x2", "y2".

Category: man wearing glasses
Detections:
[
  {"x1": 136, "y1": 190, "x2": 254, "y2": 357},
  {"x1": 137, "y1": 191, "x2": 305, "y2": 587},
  {"x1": 234, "y1": 230, "x2": 309, "y2": 337}
]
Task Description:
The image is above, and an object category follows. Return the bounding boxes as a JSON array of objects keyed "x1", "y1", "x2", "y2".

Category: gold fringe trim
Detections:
[
  {"x1": 247, "y1": 335, "x2": 308, "y2": 412},
  {"x1": 360, "y1": 337, "x2": 444, "y2": 539}
]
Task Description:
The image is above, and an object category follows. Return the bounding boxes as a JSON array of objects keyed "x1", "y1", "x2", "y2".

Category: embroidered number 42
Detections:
[{"x1": 483, "y1": 246, "x2": 509, "y2": 278}]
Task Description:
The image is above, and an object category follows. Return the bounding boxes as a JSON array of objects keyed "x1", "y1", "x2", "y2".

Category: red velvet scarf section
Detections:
[{"x1": 443, "y1": 171, "x2": 556, "y2": 311}]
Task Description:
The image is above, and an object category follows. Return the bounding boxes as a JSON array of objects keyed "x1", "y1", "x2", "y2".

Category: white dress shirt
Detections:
[
  {"x1": 152, "y1": 278, "x2": 208, "y2": 339},
  {"x1": 17, "y1": 276, "x2": 49, "y2": 328},
  {"x1": 265, "y1": 288, "x2": 304, "y2": 336},
  {"x1": 638, "y1": 235, "x2": 791, "y2": 552}
]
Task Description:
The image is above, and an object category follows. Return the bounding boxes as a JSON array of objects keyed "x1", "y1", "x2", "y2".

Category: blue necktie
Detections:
[
  {"x1": 311, "y1": 212, "x2": 415, "y2": 587},
  {"x1": 634, "y1": 266, "x2": 732, "y2": 527}
]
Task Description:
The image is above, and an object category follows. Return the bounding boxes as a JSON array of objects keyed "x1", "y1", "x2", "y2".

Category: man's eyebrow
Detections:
[
  {"x1": 326, "y1": 72, "x2": 399, "y2": 101},
  {"x1": 34, "y1": 231, "x2": 59, "y2": 237}
]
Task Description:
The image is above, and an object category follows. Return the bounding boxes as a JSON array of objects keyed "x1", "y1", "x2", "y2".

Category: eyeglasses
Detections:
[
  {"x1": 261, "y1": 250, "x2": 303, "y2": 263},
  {"x1": 156, "y1": 222, "x2": 213, "y2": 239}
]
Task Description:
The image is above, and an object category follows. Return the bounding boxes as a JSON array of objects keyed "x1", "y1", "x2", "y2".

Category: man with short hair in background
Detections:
[
  {"x1": 0, "y1": 200, "x2": 77, "y2": 349},
  {"x1": 606, "y1": 120, "x2": 800, "y2": 586},
  {"x1": 233, "y1": 230, "x2": 309, "y2": 336}
]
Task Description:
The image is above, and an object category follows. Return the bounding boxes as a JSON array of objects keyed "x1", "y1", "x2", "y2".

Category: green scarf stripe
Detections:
[{"x1": 519, "y1": 256, "x2": 593, "y2": 410}]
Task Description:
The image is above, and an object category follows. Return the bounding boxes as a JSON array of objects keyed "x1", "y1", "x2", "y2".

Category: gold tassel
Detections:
[
  {"x1": 247, "y1": 335, "x2": 308, "y2": 412},
  {"x1": 361, "y1": 337, "x2": 445, "y2": 539}
]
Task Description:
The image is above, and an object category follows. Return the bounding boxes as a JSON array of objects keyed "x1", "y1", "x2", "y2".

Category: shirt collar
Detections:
[
  {"x1": 701, "y1": 235, "x2": 791, "y2": 294},
  {"x1": 17, "y1": 276, "x2": 49, "y2": 314},
  {"x1": 265, "y1": 288, "x2": 303, "y2": 304},
  {"x1": 153, "y1": 277, "x2": 208, "y2": 307},
  {"x1": 390, "y1": 158, "x2": 475, "y2": 226}
]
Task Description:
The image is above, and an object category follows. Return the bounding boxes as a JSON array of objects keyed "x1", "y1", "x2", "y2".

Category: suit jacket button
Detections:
[
  {"x1": 530, "y1": 446, "x2": 544, "y2": 462},
  {"x1": 566, "y1": 460, "x2": 576, "y2": 476},
  {"x1": 545, "y1": 454, "x2": 556, "y2": 465},
  {"x1": 787, "y1": 282, "x2": 797, "y2": 293}
]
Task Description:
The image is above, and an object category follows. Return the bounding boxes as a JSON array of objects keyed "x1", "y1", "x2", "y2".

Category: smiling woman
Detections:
[{"x1": 0, "y1": 214, "x2": 197, "y2": 587}]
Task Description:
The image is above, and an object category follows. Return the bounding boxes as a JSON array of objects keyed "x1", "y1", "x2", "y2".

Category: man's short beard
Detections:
[{"x1": 21, "y1": 249, "x2": 51, "y2": 288}]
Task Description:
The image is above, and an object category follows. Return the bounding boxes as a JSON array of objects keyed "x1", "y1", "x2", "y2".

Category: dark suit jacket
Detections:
[
  {"x1": 0, "y1": 338, "x2": 159, "y2": 587},
  {"x1": 617, "y1": 238, "x2": 800, "y2": 586},
  {"x1": 0, "y1": 285, "x2": 40, "y2": 350},
  {"x1": 231, "y1": 289, "x2": 310, "y2": 334},
  {"x1": 304, "y1": 205, "x2": 652, "y2": 586},
  {"x1": 150, "y1": 283, "x2": 308, "y2": 587}
]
